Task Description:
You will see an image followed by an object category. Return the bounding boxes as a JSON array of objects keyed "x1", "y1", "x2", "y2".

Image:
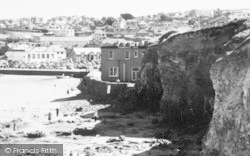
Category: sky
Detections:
[{"x1": 0, "y1": 0, "x2": 250, "y2": 19}]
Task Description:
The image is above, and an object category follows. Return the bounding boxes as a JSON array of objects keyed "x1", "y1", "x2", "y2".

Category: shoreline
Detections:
[{"x1": 0, "y1": 68, "x2": 89, "y2": 78}]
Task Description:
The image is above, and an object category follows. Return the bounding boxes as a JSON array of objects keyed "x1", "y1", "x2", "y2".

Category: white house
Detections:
[
  {"x1": 138, "y1": 21, "x2": 147, "y2": 29},
  {"x1": 93, "y1": 30, "x2": 107, "y2": 40},
  {"x1": 46, "y1": 22, "x2": 62, "y2": 33},
  {"x1": 5, "y1": 45, "x2": 66, "y2": 63},
  {"x1": 67, "y1": 29, "x2": 75, "y2": 37},
  {"x1": 119, "y1": 18, "x2": 127, "y2": 29},
  {"x1": 0, "y1": 22, "x2": 6, "y2": 28}
]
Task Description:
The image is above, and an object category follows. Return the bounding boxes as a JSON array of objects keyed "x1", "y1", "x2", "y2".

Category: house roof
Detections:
[
  {"x1": 19, "y1": 45, "x2": 66, "y2": 53},
  {"x1": 81, "y1": 27, "x2": 92, "y2": 32},
  {"x1": 102, "y1": 38, "x2": 133, "y2": 45},
  {"x1": 138, "y1": 21, "x2": 147, "y2": 25},
  {"x1": 27, "y1": 47, "x2": 48, "y2": 52},
  {"x1": 0, "y1": 34, "x2": 10, "y2": 40},
  {"x1": 94, "y1": 30, "x2": 106, "y2": 34},
  {"x1": 47, "y1": 45, "x2": 66, "y2": 52},
  {"x1": 137, "y1": 29, "x2": 148, "y2": 34},
  {"x1": 105, "y1": 25, "x2": 115, "y2": 29},
  {"x1": 102, "y1": 38, "x2": 145, "y2": 47},
  {"x1": 40, "y1": 36, "x2": 92, "y2": 42},
  {"x1": 73, "y1": 47, "x2": 101, "y2": 55},
  {"x1": 126, "y1": 19, "x2": 137, "y2": 23},
  {"x1": 126, "y1": 25, "x2": 139, "y2": 30}
]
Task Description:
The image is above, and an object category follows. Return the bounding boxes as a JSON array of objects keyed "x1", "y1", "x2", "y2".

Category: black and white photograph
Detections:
[{"x1": 0, "y1": 0, "x2": 249, "y2": 155}]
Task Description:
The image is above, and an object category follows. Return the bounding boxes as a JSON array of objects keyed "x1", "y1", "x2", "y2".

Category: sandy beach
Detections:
[
  {"x1": 0, "y1": 75, "x2": 177, "y2": 156},
  {"x1": 0, "y1": 75, "x2": 81, "y2": 122}
]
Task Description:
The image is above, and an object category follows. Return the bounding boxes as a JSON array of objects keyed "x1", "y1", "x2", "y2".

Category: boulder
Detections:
[{"x1": 26, "y1": 131, "x2": 45, "y2": 138}]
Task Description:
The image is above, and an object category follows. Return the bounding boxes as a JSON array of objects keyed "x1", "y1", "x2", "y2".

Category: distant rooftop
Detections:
[
  {"x1": 39, "y1": 36, "x2": 92, "y2": 42},
  {"x1": 101, "y1": 39, "x2": 148, "y2": 48},
  {"x1": 73, "y1": 47, "x2": 101, "y2": 55}
]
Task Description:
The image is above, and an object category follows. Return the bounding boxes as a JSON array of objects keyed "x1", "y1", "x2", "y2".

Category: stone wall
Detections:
[
  {"x1": 79, "y1": 76, "x2": 138, "y2": 112},
  {"x1": 81, "y1": 76, "x2": 128, "y2": 100}
]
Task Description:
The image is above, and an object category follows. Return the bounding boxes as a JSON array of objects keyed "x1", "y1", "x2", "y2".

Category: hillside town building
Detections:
[
  {"x1": 93, "y1": 30, "x2": 107, "y2": 40},
  {"x1": 38, "y1": 36, "x2": 91, "y2": 47},
  {"x1": 68, "y1": 47, "x2": 101, "y2": 62},
  {"x1": 101, "y1": 42, "x2": 146, "y2": 82},
  {"x1": 5, "y1": 45, "x2": 66, "y2": 63}
]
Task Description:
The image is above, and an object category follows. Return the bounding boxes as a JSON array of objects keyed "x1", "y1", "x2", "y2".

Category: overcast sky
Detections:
[{"x1": 0, "y1": 0, "x2": 249, "y2": 19}]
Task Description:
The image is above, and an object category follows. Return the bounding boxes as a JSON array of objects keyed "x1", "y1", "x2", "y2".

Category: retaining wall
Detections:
[
  {"x1": 0, "y1": 68, "x2": 89, "y2": 78},
  {"x1": 81, "y1": 76, "x2": 129, "y2": 99}
]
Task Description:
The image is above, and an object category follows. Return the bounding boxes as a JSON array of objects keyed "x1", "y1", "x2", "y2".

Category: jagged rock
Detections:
[
  {"x1": 106, "y1": 136, "x2": 126, "y2": 143},
  {"x1": 135, "y1": 44, "x2": 164, "y2": 112},
  {"x1": 119, "y1": 135, "x2": 126, "y2": 141},
  {"x1": 106, "y1": 138, "x2": 121, "y2": 143},
  {"x1": 54, "y1": 131, "x2": 72, "y2": 136},
  {"x1": 73, "y1": 128, "x2": 97, "y2": 136},
  {"x1": 203, "y1": 35, "x2": 250, "y2": 155},
  {"x1": 26, "y1": 131, "x2": 45, "y2": 138}
]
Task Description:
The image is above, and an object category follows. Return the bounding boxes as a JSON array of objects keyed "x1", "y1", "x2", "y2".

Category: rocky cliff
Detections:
[
  {"x1": 135, "y1": 20, "x2": 250, "y2": 155},
  {"x1": 137, "y1": 21, "x2": 245, "y2": 128},
  {"x1": 136, "y1": 31, "x2": 176, "y2": 112},
  {"x1": 135, "y1": 45, "x2": 162, "y2": 112},
  {"x1": 203, "y1": 28, "x2": 250, "y2": 156}
]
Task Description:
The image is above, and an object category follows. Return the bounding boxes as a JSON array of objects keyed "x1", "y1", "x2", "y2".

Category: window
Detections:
[
  {"x1": 42, "y1": 54, "x2": 45, "y2": 58},
  {"x1": 142, "y1": 51, "x2": 146, "y2": 57},
  {"x1": 134, "y1": 50, "x2": 138, "y2": 58},
  {"x1": 47, "y1": 54, "x2": 50, "y2": 58},
  {"x1": 109, "y1": 67, "x2": 119, "y2": 77},
  {"x1": 37, "y1": 54, "x2": 40, "y2": 59},
  {"x1": 61, "y1": 52, "x2": 63, "y2": 54},
  {"x1": 90, "y1": 55, "x2": 94, "y2": 61},
  {"x1": 57, "y1": 52, "x2": 59, "y2": 54},
  {"x1": 125, "y1": 51, "x2": 130, "y2": 59},
  {"x1": 28, "y1": 54, "x2": 30, "y2": 58},
  {"x1": 51, "y1": 54, "x2": 54, "y2": 59},
  {"x1": 32, "y1": 54, "x2": 35, "y2": 59},
  {"x1": 131, "y1": 67, "x2": 140, "y2": 81},
  {"x1": 109, "y1": 51, "x2": 114, "y2": 59}
]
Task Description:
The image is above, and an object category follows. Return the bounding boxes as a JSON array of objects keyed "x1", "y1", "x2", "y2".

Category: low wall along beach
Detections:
[{"x1": 0, "y1": 68, "x2": 89, "y2": 78}]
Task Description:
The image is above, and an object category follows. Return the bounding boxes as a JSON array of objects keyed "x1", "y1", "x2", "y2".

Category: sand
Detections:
[{"x1": 0, "y1": 75, "x2": 178, "y2": 156}]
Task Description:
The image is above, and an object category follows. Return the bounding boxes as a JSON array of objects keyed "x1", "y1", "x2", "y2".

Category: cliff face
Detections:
[
  {"x1": 135, "y1": 20, "x2": 250, "y2": 154},
  {"x1": 158, "y1": 22, "x2": 245, "y2": 127},
  {"x1": 136, "y1": 20, "x2": 246, "y2": 126},
  {"x1": 135, "y1": 45, "x2": 162, "y2": 112},
  {"x1": 135, "y1": 31, "x2": 176, "y2": 112},
  {"x1": 203, "y1": 32, "x2": 250, "y2": 156}
]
